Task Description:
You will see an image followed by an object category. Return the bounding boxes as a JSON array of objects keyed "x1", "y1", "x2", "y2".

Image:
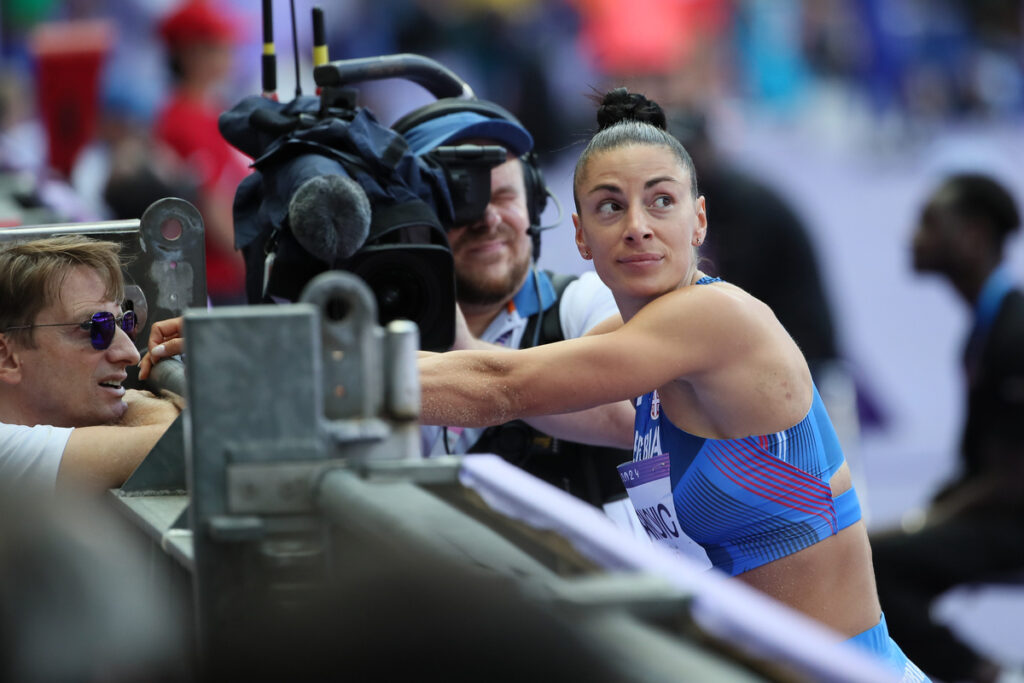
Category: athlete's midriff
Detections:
[{"x1": 736, "y1": 465, "x2": 881, "y2": 636}]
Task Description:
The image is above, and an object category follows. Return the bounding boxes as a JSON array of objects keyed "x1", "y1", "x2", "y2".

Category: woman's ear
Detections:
[
  {"x1": 573, "y1": 214, "x2": 591, "y2": 259},
  {"x1": 692, "y1": 196, "x2": 708, "y2": 246}
]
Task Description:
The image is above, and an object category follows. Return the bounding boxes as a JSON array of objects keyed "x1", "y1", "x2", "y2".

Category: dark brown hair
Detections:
[{"x1": 573, "y1": 88, "x2": 698, "y2": 210}]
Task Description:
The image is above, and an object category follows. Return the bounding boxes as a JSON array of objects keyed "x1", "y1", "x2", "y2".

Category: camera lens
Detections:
[{"x1": 350, "y1": 244, "x2": 455, "y2": 351}]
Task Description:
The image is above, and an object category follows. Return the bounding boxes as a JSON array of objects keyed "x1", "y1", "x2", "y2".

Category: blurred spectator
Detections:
[
  {"x1": 73, "y1": 62, "x2": 199, "y2": 221},
  {"x1": 800, "y1": 0, "x2": 1024, "y2": 124},
  {"x1": 29, "y1": 19, "x2": 112, "y2": 180},
  {"x1": 393, "y1": 1, "x2": 576, "y2": 155},
  {"x1": 734, "y1": 0, "x2": 811, "y2": 111},
  {"x1": 101, "y1": 131, "x2": 200, "y2": 221},
  {"x1": 871, "y1": 173, "x2": 1024, "y2": 683},
  {"x1": 0, "y1": 65, "x2": 94, "y2": 225},
  {"x1": 154, "y1": 0, "x2": 249, "y2": 304},
  {"x1": 0, "y1": 66, "x2": 44, "y2": 172},
  {"x1": 571, "y1": 0, "x2": 731, "y2": 121}
]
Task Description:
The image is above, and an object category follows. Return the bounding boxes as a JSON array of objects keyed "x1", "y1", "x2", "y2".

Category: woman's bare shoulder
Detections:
[{"x1": 635, "y1": 279, "x2": 771, "y2": 338}]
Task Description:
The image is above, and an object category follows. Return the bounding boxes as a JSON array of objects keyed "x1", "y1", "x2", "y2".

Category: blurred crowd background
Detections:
[{"x1": 1, "y1": 0, "x2": 1023, "y2": 665}]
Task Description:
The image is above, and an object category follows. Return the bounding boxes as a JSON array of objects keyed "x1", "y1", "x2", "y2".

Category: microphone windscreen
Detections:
[{"x1": 288, "y1": 174, "x2": 371, "y2": 263}]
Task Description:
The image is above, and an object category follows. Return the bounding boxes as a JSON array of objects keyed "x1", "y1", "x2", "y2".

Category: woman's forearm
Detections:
[{"x1": 418, "y1": 351, "x2": 522, "y2": 427}]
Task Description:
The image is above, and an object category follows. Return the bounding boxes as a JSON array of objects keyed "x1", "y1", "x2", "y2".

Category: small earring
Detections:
[{"x1": 584, "y1": 249, "x2": 592, "y2": 259}]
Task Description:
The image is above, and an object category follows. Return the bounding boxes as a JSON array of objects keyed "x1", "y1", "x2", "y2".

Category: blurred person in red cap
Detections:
[{"x1": 153, "y1": 0, "x2": 249, "y2": 304}]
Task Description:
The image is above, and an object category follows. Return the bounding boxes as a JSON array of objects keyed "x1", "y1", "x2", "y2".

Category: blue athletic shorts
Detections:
[{"x1": 847, "y1": 613, "x2": 930, "y2": 682}]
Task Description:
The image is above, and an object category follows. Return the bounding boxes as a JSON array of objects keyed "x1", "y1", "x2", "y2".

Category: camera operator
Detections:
[
  {"x1": 400, "y1": 102, "x2": 634, "y2": 508},
  {"x1": 190, "y1": 81, "x2": 635, "y2": 509}
]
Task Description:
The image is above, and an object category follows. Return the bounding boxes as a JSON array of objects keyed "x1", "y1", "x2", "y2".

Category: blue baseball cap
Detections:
[{"x1": 403, "y1": 111, "x2": 534, "y2": 157}]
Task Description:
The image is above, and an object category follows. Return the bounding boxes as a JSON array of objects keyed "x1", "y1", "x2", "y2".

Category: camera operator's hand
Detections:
[{"x1": 138, "y1": 316, "x2": 185, "y2": 380}]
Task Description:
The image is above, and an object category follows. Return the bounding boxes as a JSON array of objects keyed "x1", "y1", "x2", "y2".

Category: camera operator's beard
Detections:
[{"x1": 455, "y1": 255, "x2": 531, "y2": 307}]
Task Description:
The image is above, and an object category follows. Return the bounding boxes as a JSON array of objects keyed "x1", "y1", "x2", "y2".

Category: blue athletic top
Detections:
[{"x1": 631, "y1": 276, "x2": 862, "y2": 575}]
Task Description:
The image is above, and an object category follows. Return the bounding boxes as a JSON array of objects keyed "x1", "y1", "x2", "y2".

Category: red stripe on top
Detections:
[
  {"x1": 710, "y1": 455, "x2": 835, "y2": 529},
  {"x1": 707, "y1": 454, "x2": 837, "y2": 536},
  {"x1": 722, "y1": 439, "x2": 832, "y2": 507},
  {"x1": 731, "y1": 436, "x2": 832, "y2": 498},
  {"x1": 705, "y1": 452, "x2": 834, "y2": 531},
  {"x1": 728, "y1": 442, "x2": 836, "y2": 535},
  {"x1": 709, "y1": 439, "x2": 836, "y2": 533}
]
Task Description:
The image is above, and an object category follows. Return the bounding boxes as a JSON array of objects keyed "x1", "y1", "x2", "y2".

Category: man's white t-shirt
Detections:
[{"x1": 0, "y1": 421, "x2": 71, "y2": 490}]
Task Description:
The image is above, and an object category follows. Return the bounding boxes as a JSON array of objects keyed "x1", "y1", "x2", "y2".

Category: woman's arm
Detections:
[
  {"x1": 525, "y1": 400, "x2": 635, "y2": 449},
  {"x1": 583, "y1": 313, "x2": 623, "y2": 336},
  {"x1": 419, "y1": 286, "x2": 742, "y2": 427},
  {"x1": 443, "y1": 307, "x2": 633, "y2": 448}
]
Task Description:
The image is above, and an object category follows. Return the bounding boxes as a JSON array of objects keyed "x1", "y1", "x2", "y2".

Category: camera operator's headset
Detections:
[{"x1": 392, "y1": 99, "x2": 552, "y2": 259}]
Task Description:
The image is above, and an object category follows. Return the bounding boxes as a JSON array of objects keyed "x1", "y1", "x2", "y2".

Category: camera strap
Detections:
[{"x1": 520, "y1": 270, "x2": 577, "y2": 348}]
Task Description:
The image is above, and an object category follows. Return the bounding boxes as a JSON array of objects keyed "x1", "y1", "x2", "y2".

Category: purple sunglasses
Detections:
[{"x1": 4, "y1": 309, "x2": 138, "y2": 350}]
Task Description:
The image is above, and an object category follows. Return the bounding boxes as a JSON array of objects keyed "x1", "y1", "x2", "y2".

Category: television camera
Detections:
[{"x1": 222, "y1": 53, "x2": 526, "y2": 351}]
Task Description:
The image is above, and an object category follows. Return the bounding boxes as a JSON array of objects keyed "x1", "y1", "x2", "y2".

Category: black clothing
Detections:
[
  {"x1": 954, "y1": 289, "x2": 1024, "y2": 510},
  {"x1": 873, "y1": 288, "x2": 1024, "y2": 681},
  {"x1": 872, "y1": 514, "x2": 1024, "y2": 681},
  {"x1": 699, "y1": 167, "x2": 838, "y2": 365},
  {"x1": 469, "y1": 272, "x2": 630, "y2": 508}
]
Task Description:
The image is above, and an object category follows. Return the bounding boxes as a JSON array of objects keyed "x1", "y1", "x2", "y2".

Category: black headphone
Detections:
[{"x1": 392, "y1": 98, "x2": 549, "y2": 258}]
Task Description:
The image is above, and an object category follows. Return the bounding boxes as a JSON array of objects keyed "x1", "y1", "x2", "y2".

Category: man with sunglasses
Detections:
[{"x1": 0, "y1": 236, "x2": 181, "y2": 492}]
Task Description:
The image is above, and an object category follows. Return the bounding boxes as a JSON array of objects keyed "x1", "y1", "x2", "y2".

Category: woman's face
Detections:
[{"x1": 573, "y1": 144, "x2": 706, "y2": 304}]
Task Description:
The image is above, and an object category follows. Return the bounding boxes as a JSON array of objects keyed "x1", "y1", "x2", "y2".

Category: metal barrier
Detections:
[{"x1": 104, "y1": 270, "x2": 894, "y2": 682}]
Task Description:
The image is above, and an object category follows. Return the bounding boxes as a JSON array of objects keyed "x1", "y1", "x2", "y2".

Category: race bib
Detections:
[{"x1": 617, "y1": 455, "x2": 712, "y2": 568}]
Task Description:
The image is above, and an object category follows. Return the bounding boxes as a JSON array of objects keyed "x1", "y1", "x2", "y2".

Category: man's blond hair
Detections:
[{"x1": 0, "y1": 236, "x2": 125, "y2": 348}]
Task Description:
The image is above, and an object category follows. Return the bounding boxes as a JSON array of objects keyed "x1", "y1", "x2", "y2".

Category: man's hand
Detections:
[{"x1": 139, "y1": 316, "x2": 185, "y2": 380}]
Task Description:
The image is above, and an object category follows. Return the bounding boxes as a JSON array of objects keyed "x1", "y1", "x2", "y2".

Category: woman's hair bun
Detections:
[{"x1": 596, "y1": 87, "x2": 667, "y2": 131}]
